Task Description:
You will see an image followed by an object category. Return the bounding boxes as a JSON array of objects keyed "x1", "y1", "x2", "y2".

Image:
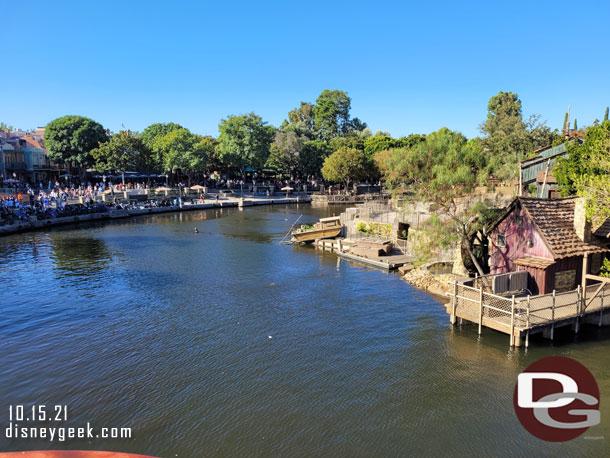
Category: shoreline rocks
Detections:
[{"x1": 401, "y1": 267, "x2": 453, "y2": 300}]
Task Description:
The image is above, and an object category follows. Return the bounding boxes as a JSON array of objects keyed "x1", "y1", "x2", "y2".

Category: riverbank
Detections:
[
  {"x1": 400, "y1": 265, "x2": 453, "y2": 300},
  {"x1": 0, "y1": 195, "x2": 310, "y2": 237}
]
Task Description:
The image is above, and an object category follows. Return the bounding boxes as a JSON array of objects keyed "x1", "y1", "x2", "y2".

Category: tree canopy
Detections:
[
  {"x1": 91, "y1": 131, "x2": 152, "y2": 183},
  {"x1": 45, "y1": 115, "x2": 108, "y2": 174},
  {"x1": 154, "y1": 128, "x2": 212, "y2": 183},
  {"x1": 314, "y1": 90, "x2": 352, "y2": 141},
  {"x1": 299, "y1": 140, "x2": 331, "y2": 179},
  {"x1": 217, "y1": 113, "x2": 275, "y2": 179},
  {"x1": 555, "y1": 121, "x2": 610, "y2": 224},
  {"x1": 265, "y1": 131, "x2": 304, "y2": 177},
  {"x1": 375, "y1": 127, "x2": 493, "y2": 274},
  {"x1": 480, "y1": 91, "x2": 557, "y2": 180},
  {"x1": 321, "y1": 146, "x2": 368, "y2": 189}
]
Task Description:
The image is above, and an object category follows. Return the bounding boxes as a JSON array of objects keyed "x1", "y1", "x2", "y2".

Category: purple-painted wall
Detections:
[{"x1": 489, "y1": 206, "x2": 552, "y2": 275}]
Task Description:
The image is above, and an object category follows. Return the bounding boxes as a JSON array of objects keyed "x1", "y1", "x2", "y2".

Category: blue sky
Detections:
[{"x1": 3, "y1": 0, "x2": 609, "y2": 138}]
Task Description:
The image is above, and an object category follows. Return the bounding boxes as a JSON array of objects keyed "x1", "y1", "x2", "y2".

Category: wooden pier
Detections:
[
  {"x1": 446, "y1": 275, "x2": 610, "y2": 347},
  {"x1": 314, "y1": 238, "x2": 412, "y2": 270}
]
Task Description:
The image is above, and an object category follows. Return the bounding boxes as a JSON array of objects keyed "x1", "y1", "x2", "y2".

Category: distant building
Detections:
[
  {"x1": 0, "y1": 127, "x2": 61, "y2": 183},
  {"x1": 488, "y1": 197, "x2": 609, "y2": 295},
  {"x1": 519, "y1": 141, "x2": 582, "y2": 199}
]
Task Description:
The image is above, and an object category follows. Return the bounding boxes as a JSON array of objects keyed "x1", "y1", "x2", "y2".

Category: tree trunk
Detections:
[
  {"x1": 122, "y1": 170, "x2": 125, "y2": 186},
  {"x1": 464, "y1": 238, "x2": 485, "y2": 277}
]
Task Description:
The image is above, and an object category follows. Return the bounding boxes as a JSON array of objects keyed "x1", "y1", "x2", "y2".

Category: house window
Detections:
[
  {"x1": 515, "y1": 215, "x2": 522, "y2": 226},
  {"x1": 496, "y1": 234, "x2": 506, "y2": 247}
]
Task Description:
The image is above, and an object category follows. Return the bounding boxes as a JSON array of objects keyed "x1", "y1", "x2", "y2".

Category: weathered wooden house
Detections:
[
  {"x1": 488, "y1": 197, "x2": 609, "y2": 295},
  {"x1": 519, "y1": 140, "x2": 582, "y2": 198}
]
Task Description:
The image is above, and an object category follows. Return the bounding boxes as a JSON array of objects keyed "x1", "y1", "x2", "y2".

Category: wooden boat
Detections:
[{"x1": 291, "y1": 216, "x2": 342, "y2": 243}]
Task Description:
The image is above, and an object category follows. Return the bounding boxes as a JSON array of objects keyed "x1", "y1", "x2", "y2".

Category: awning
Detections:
[{"x1": 514, "y1": 256, "x2": 556, "y2": 269}]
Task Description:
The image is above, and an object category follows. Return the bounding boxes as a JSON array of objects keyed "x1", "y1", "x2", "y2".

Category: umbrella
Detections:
[
  {"x1": 281, "y1": 186, "x2": 294, "y2": 191},
  {"x1": 155, "y1": 187, "x2": 172, "y2": 192},
  {"x1": 190, "y1": 185, "x2": 206, "y2": 190},
  {"x1": 4, "y1": 178, "x2": 20, "y2": 183}
]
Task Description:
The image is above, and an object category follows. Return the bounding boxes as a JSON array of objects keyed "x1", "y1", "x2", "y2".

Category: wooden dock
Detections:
[
  {"x1": 314, "y1": 238, "x2": 412, "y2": 270},
  {"x1": 446, "y1": 277, "x2": 610, "y2": 347}
]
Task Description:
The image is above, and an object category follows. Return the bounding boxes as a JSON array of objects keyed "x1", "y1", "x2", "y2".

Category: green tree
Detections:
[
  {"x1": 562, "y1": 121, "x2": 610, "y2": 224},
  {"x1": 217, "y1": 113, "x2": 275, "y2": 181},
  {"x1": 480, "y1": 91, "x2": 554, "y2": 181},
  {"x1": 605, "y1": 107, "x2": 609, "y2": 122},
  {"x1": 321, "y1": 146, "x2": 367, "y2": 190},
  {"x1": 376, "y1": 128, "x2": 491, "y2": 274},
  {"x1": 45, "y1": 115, "x2": 108, "y2": 179},
  {"x1": 299, "y1": 140, "x2": 331, "y2": 178},
  {"x1": 140, "y1": 122, "x2": 184, "y2": 168},
  {"x1": 313, "y1": 90, "x2": 352, "y2": 141},
  {"x1": 154, "y1": 128, "x2": 211, "y2": 185},
  {"x1": 91, "y1": 131, "x2": 153, "y2": 185},
  {"x1": 265, "y1": 131, "x2": 304, "y2": 177},
  {"x1": 283, "y1": 102, "x2": 316, "y2": 139}
]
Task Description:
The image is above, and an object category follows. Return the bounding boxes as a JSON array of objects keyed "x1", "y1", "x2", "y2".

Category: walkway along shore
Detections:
[{"x1": 0, "y1": 196, "x2": 310, "y2": 237}]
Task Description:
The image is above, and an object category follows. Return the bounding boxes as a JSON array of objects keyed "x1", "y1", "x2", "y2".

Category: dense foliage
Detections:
[
  {"x1": 45, "y1": 115, "x2": 108, "y2": 177},
  {"x1": 555, "y1": 121, "x2": 610, "y2": 224}
]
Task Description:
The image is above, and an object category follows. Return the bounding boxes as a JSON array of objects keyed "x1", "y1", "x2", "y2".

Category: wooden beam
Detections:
[{"x1": 586, "y1": 282, "x2": 606, "y2": 309}]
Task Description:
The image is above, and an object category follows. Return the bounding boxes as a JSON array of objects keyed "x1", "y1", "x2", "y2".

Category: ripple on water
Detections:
[{"x1": 0, "y1": 206, "x2": 608, "y2": 457}]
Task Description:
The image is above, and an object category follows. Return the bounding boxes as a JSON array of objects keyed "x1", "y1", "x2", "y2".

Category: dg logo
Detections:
[{"x1": 513, "y1": 356, "x2": 601, "y2": 441}]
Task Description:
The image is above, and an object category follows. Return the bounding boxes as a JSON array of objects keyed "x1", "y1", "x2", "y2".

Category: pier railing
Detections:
[{"x1": 450, "y1": 280, "x2": 610, "y2": 346}]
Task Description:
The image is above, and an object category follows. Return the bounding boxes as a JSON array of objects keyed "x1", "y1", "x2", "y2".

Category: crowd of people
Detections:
[{"x1": 0, "y1": 175, "x2": 322, "y2": 228}]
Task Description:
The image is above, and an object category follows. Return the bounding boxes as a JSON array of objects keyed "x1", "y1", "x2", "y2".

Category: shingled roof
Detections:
[
  {"x1": 490, "y1": 197, "x2": 607, "y2": 259},
  {"x1": 594, "y1": 218, "x2": 610, "y2": 239}
]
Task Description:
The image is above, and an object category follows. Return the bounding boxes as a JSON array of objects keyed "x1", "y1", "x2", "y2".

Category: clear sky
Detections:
[{"x1": 3, "y1": 0, "x2": 609, "y2": 138}]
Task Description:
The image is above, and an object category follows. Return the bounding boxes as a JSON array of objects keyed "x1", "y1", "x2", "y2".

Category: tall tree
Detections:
[
  {"x1": 45, "y1": 115, "x2": 108, "y2": 180},
  {"x1": 313, "y1": 90, "x2": 352, "y2": 141},
  {"x1": 91, "y1": 131, "x2": 152, "y2": 185},
  {"x1": 154, "y1": 128, "x2": 211, "y2": 185},
  {"x1": 265, "y1": 131, "x2": 304, "y2": 178},
  {"x1": 480, "y1": 91, "x2": 554, "y2": 180},
  {"x1": 299, "y1": 140, "x2": 331, "y2": 179},
  {"x1": 217, "y1": 113, "x2": 275, "y2": 181},
  {"x1": 284, "y1": 102, "x2": 316, "y2": 138},
  {"x1": 321, "y1": 146, "x2": 367, "y2": 190},
  {"x1": 605, "y1": 107, "x2": 609, "y2": 122},
  {"x1": 140, "y1": 122, "x2": 184, "y2": 167}
]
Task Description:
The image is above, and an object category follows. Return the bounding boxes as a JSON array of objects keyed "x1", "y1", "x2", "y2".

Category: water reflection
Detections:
[{"x1": 50, "y1": 236, "x2": 112, "y2": 278}]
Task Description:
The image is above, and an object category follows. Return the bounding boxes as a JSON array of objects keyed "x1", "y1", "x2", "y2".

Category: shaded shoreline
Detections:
[{"x1": 0, "y1": 196, "x2": 309, "y2": 237}]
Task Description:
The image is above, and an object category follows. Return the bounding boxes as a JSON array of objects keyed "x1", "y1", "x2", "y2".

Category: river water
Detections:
[{"x1": 0, "y1": 204, "x2": 608, "y2": 457}]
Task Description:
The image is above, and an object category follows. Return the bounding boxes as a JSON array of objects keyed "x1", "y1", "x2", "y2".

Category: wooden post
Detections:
[
  {"x1": 582, "y1": 253, "x2": 589, "y2": 304},
  {"x1": 510, "y1": 295, "x2": 516, "y2": 347},
  {"x1": 551, "y1": 290, "x2": 556, "y2": 340},
  {"x1": 478, "y1": 286, "x2": 484, "y2": 335},
  {"x1": 575, "y1": 284, "x2": 581, "y2": 333},
  {"x1": 600, "y1": 286, "x2": 605, "y2": 327},
  {"x1": 450, "y1": 281, "x2": 458, "y2": 325}
]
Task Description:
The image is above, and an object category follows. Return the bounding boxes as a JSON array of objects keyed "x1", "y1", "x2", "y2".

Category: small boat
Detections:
[{"x1": 291, "y1": 216, "x2": 342, "y2": 243}]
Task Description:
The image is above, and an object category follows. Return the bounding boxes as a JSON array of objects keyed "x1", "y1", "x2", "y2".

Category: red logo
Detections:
[{"x1": 513, "y1": 356, "x2": 600, "y2": 441}]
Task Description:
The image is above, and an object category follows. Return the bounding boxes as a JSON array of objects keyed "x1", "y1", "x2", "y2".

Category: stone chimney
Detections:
[{"x1": 574, "y1": 198, "x2": 591, "y2": 243}]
